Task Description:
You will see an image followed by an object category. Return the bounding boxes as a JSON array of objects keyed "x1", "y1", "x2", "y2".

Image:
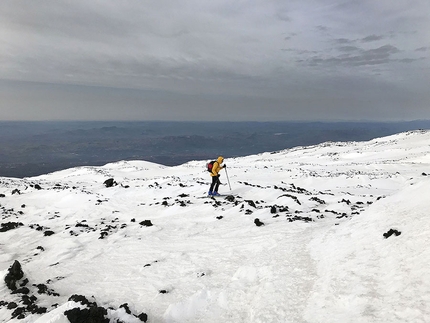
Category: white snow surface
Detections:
[{"x1": 1, "y1": 130, "x2": 430, "y2": 323}]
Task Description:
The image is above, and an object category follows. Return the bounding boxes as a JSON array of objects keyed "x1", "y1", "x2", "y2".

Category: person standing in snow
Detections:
[{"x1": 208, "y1": 156, "x2": 226, "y2": 196}]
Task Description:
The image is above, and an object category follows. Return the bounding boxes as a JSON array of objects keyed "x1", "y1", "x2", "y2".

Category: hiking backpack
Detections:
[{"x1": 206, "y1": 160, "x2": 216, "y2": 172}]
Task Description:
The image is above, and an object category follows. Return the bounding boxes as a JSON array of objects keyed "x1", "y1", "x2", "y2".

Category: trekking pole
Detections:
[{"x1": 224, "y1": 167, "x2": 232, "y2": 191}]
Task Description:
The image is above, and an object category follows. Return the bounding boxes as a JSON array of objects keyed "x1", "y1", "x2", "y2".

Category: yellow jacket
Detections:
[{"x1": 211, "y1": 156, "x2": 224, "y2": 176}]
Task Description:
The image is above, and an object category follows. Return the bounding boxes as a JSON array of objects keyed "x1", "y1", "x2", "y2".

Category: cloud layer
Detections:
[{"x1": 0, "y1": 0, "x2": 429, "y2": 121}]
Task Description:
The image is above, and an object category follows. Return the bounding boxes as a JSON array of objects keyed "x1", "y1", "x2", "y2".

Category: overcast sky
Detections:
[{"x1": 1, "y1": 0, "x2": 429, "y2": 121}]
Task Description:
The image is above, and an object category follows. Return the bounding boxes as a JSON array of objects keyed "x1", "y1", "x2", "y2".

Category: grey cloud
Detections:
[
  {"x1": 283, "y1": 32, "x2": 298, "y2": 41},
  {"x1": 306, "y1": 45, "x2": 401, "y2": 67},
  {"x1": 1, "y1": 0, "x2": 430, "y2": 121},
  {"x1": 361, "y1": 35, "x2": 385, "y2": 42},
  {"x1": 334, "y1": 34, "x2": 386, "y2": 46},
  {"x1": 415, "y1": 47, "x2": 428, "y2": 52},
  {"x1": 276, "y1": 11, "x2": 291, "y2": 22},
  {"x1": 334, "y1": 38, "x2": 355, "y2": 44},
  {"x1": 316, "y1": 25, "x2": 329, "y2": 32},
  {"x1": 364, "y1": 44, "x2": 399, "y2": 57},
  {"x1": 338, "y1": 46, "x2": 361, "y2": 53},
  {"x1": 398, "y1": 58, "x2": 420, "y2": 63},
  {"x1": 1, "y1": 2, "x2": 134, "y2": 43},
  {"x1": 282, "y1": 49, "x2": 318, "y2": 56}
]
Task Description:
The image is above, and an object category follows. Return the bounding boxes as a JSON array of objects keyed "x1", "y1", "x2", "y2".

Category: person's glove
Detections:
[{"x1": 223, "y1": 164, "x2": 227, "y2": 168}]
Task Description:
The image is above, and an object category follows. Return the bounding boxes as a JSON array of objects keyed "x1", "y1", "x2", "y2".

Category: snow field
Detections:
[{"x1": 0, "y1": 130, "x2": 429, "y2": 322}]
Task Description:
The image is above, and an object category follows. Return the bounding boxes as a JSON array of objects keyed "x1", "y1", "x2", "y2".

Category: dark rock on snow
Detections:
[
  {"x1": 44, "y1": 230, "x2": 55, "y2": 236},
  {"x1": 2, "y1": 263, "x2": 147, "y2": 321},
  {"x1": 2, "y1": 261, "x2": 50, "y2": 318},
  {"x1": 311, "y1": 197, "x2": 326, "y2": 204},
  {"x1": 225, "y1": 195, "x2": 235, "y2": 202},
  {"x1": 137, "y1": 312, "x2": 149, "y2": 322},
  {"x1": 140, "y1": 220, "x2": 153, "y2": 227},
  {"x1": 65, "y1": 306, "x2": 109, "y2": 323},
  {"x1": 254, "y1": 218, "x2": 265, "y2": 227},
  {"x1": 11, "y1": 287, "x2": 30, "y2": 295},
  {"x1": 0, "y1": 222, "x2": 24, "y2": 232},
  {"x1": 383, "y1": 228, "x2": 401, "y2": 239},
  {"x1": 4, "y1": 260, "x2": 24, "y2": 291},
  {"x1": 7, "y1": 302, "x2": 18, "y2": 309},
  {"x1": 35, "y1": 283, "x2": 60, "y2": 296},
  {"x1": 245, "y1": 200, "x2": 257, "y2": 208},
  {"x1": 66, "y1": 295, "x2": 148, "y2": 322},
  {"x1": 66, "y1": 295, "x2": 108, "y2": 323},
  {"x1": 103, "y1": 178, "x2": 117, "y2": 188}
]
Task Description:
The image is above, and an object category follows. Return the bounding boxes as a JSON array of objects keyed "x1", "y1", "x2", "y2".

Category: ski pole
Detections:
[{"x1": 225, "y1": 167, "x2": 232, "y2": 191}]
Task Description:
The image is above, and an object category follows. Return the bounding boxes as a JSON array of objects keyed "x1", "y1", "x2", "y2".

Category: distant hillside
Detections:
[{"x1": 1, "y1": 120, "x2": 429, "y2": 177}]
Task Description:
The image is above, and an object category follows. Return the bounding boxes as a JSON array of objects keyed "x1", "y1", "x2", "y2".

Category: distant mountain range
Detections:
[{"x1": 1, "y1": 120, "x2": 430, "y2": 178}]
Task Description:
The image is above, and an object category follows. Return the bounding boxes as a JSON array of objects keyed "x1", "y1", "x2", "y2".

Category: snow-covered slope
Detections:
[{"x1": 1, "y1": 130, "x2": 429, "y2": 323}]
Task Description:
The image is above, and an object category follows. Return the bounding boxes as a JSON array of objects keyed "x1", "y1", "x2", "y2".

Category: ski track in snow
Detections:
[{"x1": 0, "y1": 130, "x2": 430, "y2": 322}]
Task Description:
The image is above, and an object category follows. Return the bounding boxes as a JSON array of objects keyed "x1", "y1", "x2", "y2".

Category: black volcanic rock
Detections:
[
  {"x1": 245, "y1": 200, "x2": 257, "y2": 208},
  {"x1": 35, "y1": 283, "x2": 60, "y2": 296},
  {"x1": 225, "y1": 195, "x2": 235, "y2": 202},
  {"x1": 11, "y1": 307, "x2": 26, "y2": 319},
  {"x1": 69, "y1": 294, "x2": 93, "y2": 306},
  {"x1": 7, "y1": 302, "x2": 18, "y2": 309},
  {"x1": 65, "y1": 295, "x2": 147, "y2": 323},
  {"x1": 103, "y1": 178, "x2": 116, "y2": 188},
  {"x1": 4, "y1": 260, "x2": 24, "y2": 291},
  {"x1": 65, "y1": 306, "x2": 109, "y2": 323},
  {"x1": 139, "y1": 220, "x2": 153, "y2": 227},
  {"x1": 137, "y1": 312, "x2": 148, "y2": 322},
  {"x1": 120, "y1": 303, "x2": 147, "y2": 322},
  {"x1": 383, "y1": 228, "x2": 401, "y2": 239},
  {"x1": 66, "y1": 294, "x2": 107, "y2": 322},
  {"x1": 0, "y1": 222, "x2": 24, "y2": 232},
  {"x1": 11, "y1": 287, "x2": 30, "y2": 295},
  {"x1": 254, "y1": 218, "x2": 265, "y2": 227}
]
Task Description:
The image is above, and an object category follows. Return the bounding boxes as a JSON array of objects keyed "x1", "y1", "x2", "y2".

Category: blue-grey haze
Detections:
[{"x1": 1, "y1": 121, "x2": 429, "y2": 178}]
